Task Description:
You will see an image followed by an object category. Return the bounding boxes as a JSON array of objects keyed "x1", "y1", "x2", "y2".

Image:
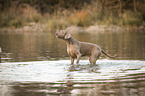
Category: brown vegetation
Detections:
[{"x1": 0, "y1": 0, "x2": 145, "y2": 31}]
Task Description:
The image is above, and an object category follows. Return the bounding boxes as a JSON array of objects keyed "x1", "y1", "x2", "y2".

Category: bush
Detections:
[
  {"x1": 0, "y1": 4, "x2": 42, "y2": 28},
  {"x1": 0, "y1": 1, "x2": 144, "y2": 30},
  {"x1": 69, "y1": 10, "x2": 92, "y2": 27},
  {"x1": 44, "y1": 17, "x2": 69, "y2": 31},
  {"x1": 122, "y1": 11, "x2": 143, "y2": 26},
  {"x1": 9, "y1": 18, "x2": 23, "y2": 28}
]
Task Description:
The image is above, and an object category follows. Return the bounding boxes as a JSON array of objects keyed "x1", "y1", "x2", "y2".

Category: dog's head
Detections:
[{"x1": 55, "y1": 30, "x2": 71, "y2": 39}]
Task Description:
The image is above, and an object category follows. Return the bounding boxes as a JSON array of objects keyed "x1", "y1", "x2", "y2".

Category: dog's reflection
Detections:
[{"x1": 68, "y1": 63, "x2": 100, "y2": 73}]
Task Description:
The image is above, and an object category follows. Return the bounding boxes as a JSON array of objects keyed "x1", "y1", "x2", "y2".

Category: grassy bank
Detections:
[{"x1": 0, "y1": 0, "x2": 144, "y2": 32}]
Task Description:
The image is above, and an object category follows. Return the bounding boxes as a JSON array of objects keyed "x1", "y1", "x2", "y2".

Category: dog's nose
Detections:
[
  {"x1": 55, "y1": 32, "x2": 59, "y2": 38},
  {"x1": 55, "y1": 32, "x2": 58, "y2": 36}
]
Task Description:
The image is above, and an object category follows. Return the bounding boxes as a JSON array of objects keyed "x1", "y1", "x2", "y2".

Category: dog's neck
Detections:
[{"x1": 65, "y1": 37, "x2": 77, "y2": 45}]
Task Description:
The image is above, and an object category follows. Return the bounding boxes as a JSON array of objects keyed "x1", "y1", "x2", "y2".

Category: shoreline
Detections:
[{"x1": 0, "y1": 24, "x2": 144, "y2": 34}]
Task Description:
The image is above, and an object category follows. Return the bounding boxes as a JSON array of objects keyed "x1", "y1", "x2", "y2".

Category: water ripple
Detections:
[{"x1": 0, "y1": 60, "x2": 145, "y2": 96}]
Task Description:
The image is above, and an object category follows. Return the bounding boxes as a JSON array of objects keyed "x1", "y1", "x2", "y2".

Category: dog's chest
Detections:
[{"x1": 67, "y1": 44, "x2": 79, "y2": 58}]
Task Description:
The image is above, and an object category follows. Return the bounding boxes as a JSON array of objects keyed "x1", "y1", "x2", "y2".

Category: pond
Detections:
[{"x1": 0, "y1": 30, "x2": 145, "y2": 96}]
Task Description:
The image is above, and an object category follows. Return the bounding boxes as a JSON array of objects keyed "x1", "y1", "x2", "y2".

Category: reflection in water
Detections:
[
  {"x1": 0, "y1": 31, "x2": 145, "y2": 96},
  {"x1": 0, "y1": 30, "x2": 145, "y2": 62},
  {"x1": 1, "y1": 76, "x2": 145, "y2": 96},
  {"x1": 0, "y1": 32, "x2": 67, "y2": 62},
  {"x1": 0, "y1": 60, "x2": 145, "y2": 96},
  {"x1": 68, "y1": 64, "x2": 100, "y2": 73}
]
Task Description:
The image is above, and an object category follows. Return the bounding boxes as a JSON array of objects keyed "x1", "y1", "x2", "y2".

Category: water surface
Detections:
[
  {"x1": 0, "y1": 60, "x2": 145, "y2": 96},
  {"x1": 0, "y1": 30, "x2": 144, "y2": 61},
  {"x1": 0, "y1": 30, "x2": 145, "y2": 96}
]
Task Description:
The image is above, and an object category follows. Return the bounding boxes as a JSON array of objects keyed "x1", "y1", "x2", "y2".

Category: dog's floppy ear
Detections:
[{"x1": 65, "y1": 31, "x2": 71, "y2": 39}]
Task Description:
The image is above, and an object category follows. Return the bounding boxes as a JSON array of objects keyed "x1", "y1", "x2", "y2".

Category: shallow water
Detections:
[
  {"x1": 0, "y1": 30, "x2": 145, "y2": 96},
  {"x1": 0, "y1": 60, "x2": 145, "y2": 96},
  {"x1": 0, "y1": 30, "x2": 144, "y2": 62}
]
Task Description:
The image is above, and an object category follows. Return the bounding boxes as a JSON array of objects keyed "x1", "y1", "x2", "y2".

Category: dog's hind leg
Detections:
[{"x1": 89, "y1": 56, "x2": 97, "y2": 65}]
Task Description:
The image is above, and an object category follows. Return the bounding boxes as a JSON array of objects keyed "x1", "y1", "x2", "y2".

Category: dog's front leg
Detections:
[
  {"x1": 70, "y1": 57, "x2": 74, "y2": 64},
  {"x1": 76, "y1": 53, "x2": 81, "y2": 64}
]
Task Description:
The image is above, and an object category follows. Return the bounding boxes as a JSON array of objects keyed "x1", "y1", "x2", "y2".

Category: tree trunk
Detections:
[
  {"x1": 133, "y1": 0, "x2": 137, "y2": 12},
  {"x1": 118, "y1": 0, "x2": 123, "y2": 16}
]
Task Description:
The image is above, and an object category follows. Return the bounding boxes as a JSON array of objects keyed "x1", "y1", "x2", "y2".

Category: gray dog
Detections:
[{"x1": 56, "y1": 30, "x2": 117, "y2": 64}]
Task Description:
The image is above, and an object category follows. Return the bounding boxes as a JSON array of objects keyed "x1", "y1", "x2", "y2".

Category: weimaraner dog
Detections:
[{"x1": 56, "y1": 30, "x2": 117, "y2": 64}]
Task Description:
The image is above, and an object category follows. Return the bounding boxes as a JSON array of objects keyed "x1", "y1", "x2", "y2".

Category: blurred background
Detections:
[
  {"x1": 0, "y1": 0, "x2": 145, "y2": 30},
  {"x1": 0, "y1": 0, "x2": 145, "y2": 62}
]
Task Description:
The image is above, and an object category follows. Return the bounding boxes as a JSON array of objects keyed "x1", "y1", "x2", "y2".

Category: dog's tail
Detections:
[{"x1": 101, "y1": 50, "x2": 117, "y2": 58}]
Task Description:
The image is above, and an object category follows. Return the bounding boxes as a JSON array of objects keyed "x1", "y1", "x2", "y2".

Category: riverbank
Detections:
[
  {"x1": 0, "y1": 1, "x2": 145, "y2": 33},
  {"x1": 0, "y1": 23, "x2": 144, "y2": 34}
]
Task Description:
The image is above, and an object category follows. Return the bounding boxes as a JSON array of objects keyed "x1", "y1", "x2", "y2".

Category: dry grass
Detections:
[
  {"x1": 0, "y1": 4, "x2": 42, "y2": 28},
  {"x1": 68, "y1": 10, "x2": 92, "y2": 26},
  {"x1": 0, "y1": 1, "x2": 144, "y2": 31}
]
